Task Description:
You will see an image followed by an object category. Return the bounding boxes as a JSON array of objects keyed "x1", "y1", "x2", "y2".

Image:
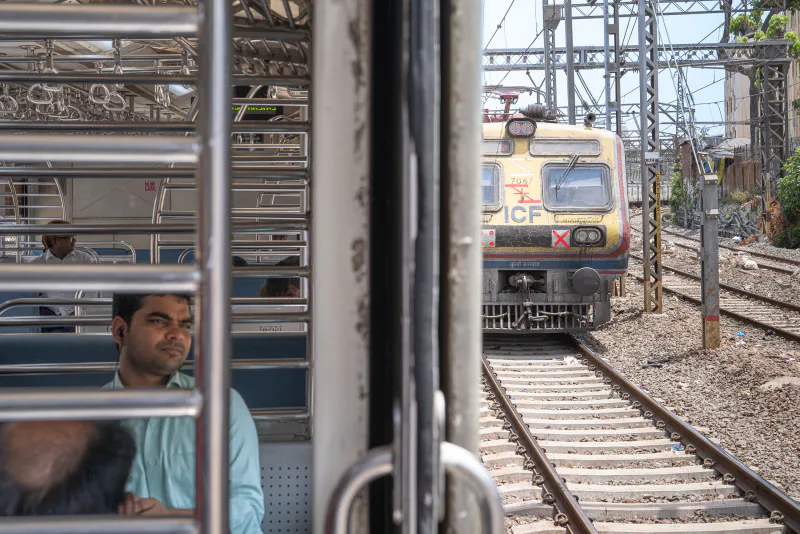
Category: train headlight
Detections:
[
  {"x1": 506, "y1": 119, "x2": 536, "y2": 137},
  {"x1": 573, "y1": 226, "x2": 603, "y2": 246}
]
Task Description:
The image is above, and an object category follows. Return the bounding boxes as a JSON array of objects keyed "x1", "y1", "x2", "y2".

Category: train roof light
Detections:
[{"x1": 506, "y1": 119, "x2": 536, "y2": 138}]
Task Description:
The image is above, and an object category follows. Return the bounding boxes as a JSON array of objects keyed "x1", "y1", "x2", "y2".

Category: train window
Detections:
[
  {"x1": 482, "y1": 163, "x2": 504, "y2": 212},
  {"x1": 482, "y1": 139, "x2": 513, "y2": 156},
  {"x1": 530, "y1": 138, "x2": 601, "y2": 157},
  {"x1": 542, "y1": 163, "x2": 612, "y2": 211}
]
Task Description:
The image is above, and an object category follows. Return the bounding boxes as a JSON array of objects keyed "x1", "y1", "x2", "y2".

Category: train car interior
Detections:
[{"x1": 0, "y1": 0, "x2": 495, "y2": 532}]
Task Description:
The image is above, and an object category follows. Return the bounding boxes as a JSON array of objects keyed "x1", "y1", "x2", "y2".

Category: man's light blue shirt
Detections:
[{"x1": 104, "y1": 372, "x2": 264, "y2": 534}]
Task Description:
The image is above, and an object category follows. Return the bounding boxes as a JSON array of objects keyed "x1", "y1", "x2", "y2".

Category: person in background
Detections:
[
  {"x1": 106, "y1": 293, "x2": 264, "y2": 533},
  {"x1": 31, "y1": 219, "x2": 96, "y2": 333},
  {"x1": 0, "y1": 420, "x2": 135, "y2": 515},
  {"x1": 232, "y1": 255, "x2": 249, "y2": 267},
  {"x1": 258, "y1": 255, "x2": 301, "y2": 298}
]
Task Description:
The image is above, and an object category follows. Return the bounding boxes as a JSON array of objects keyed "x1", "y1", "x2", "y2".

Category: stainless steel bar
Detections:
[
  {"x1": 166, "y1": 184, "x2": 306, "y2": 192},
  {"x1": 0, "y1": 4, "x2": 199, "y2": 38},
  {"x1": 231, "y1": 25, "x2": 310, "y2": 41},
  {"x1": 232, "y1": 98, "x2": 308, "y2": 106},
  {"x1": 0, "y1": 264, "x2": 200, "y2": 292},
  {"x1": 232, "y1": 266, "x2": 310, "y2": 278},
  {"x1": 252, "y1": 410, "x2": 309, "y2": 422},
  {"x1": 0, "y1": 317, "x2": 109, "y2": 328},
  {"x1": 0, "y1": 517, "x2": 198, "y2": 534},
  {"x1": 166, "y1": 210, "x2": 306, "y2": 218},
  {"x1": 0, "y1": 389, "x2": 202, "y2": 421},
  {"x1": 0, "y1": 222, "x2": 309, "y2": 235},
  {"x1": 233, "y1": 312, "x2": 310, "y2": 323},
  {"x1": 0, "y1": 54, "x2": 185, "y2": 63},
  {"x1": 0, "y1": 135, "x2": 199, "y2": 165},
  {"x1": 325, "y1": 446, "x2": 394, "y2": 534},
  {"x1": 0, "y1": 121, "x2": 309, "y2": 134},
  {"x1": 0, "y1": 168, "x2": 309, "y2": 181},
  {"x1": 197, "y1": 0, "x2": 232, "y2": 529},
  {"x1": 0, "y1": 298, "x2": 111, "y2": 315},
  {"x1": 0, "y1": 360, "x2": 310, "y2": 375},
  {"x1": 0, "y1": 72, "x2": 307, "y2": 86}
]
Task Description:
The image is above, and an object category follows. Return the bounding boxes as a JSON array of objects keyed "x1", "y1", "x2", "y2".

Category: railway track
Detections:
[
  {"x1": 629, "y1": 225, "x2": 799, "y2": 276},
  {"x1": 627, "y1": 254, "x2": 800, "y2": 343},
  {"x1": 481, "y1": 334, "x2": 800, "y2": 534}
]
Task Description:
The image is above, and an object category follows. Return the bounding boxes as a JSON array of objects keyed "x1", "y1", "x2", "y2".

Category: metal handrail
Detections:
[
  {"x1": 17, "y1": 241, "x2": 137, "y2": 263},
  {"x1": 0, "y1": 359, "x2": 309, "y2": 375},
  {"x1": 0, "y1": 296, "x2": 307, "y2": 316},
  {"x1": 324, "y1": 443, "x2": 505, "y2": 534},
  {"x1": 0, "y1": 264, "x2": 200, "y2": 293},
  {"x1": 0, "y1": 311, "x2": 309, "y2": 328},
  {"x1": 0, "y1": 516, "x2": 198, "y2": 534}
]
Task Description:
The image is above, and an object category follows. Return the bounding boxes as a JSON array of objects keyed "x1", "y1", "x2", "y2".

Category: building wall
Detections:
[{"x1": 724, "y1": 12, "x2": 800, "y2": 142}]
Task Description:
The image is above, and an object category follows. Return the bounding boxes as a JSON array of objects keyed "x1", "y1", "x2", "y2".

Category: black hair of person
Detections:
[
  {"x1": 0, "y1": 421, "x2": 135, "y2": 516},
  {"x1": 258, "y1": 256, "x2": 301, "y2": 298},
  {"x1": 232, "y1": 256, "x2": 249, "y2": 267}
]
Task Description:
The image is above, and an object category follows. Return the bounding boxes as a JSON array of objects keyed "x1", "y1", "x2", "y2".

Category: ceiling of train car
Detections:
[{"x1": 0, "y1": 0, "x2": 310, "y2": 121}]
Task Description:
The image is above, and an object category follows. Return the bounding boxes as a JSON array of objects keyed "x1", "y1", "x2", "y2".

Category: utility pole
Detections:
[
  {"x1": 565, "y1": 0, "x2": 576, "y2": 124},
  {"x1": 543, "y1": 0, "x2": 562, "y2": 117},
  {"x1": 604, "y1": 0, "x2": 625, "y2": 296},
  {"x1": 699, "y1": 173, "x2": 720, "y2": 348},
  {"x1": 639, "y1": 0, "x2": 662, "y2": 313}
]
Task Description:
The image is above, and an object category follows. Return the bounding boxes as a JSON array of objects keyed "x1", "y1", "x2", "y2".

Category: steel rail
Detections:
[
  {"x1": 0, "y1": 516, "x2": 198, "y2": 534},
  {"x1": 660, "y1": 227, "x2": 800, "y2": 268},
  {"x1": 628, "y1": 271, "x2": 800, "y2": 343},
  {"x1": 0, "y1": 264, "x2": 200, "y2": 293},
  {"x1": 630, "y1": 254, "x2": 800, "y2": 314},
  {"x1": 480, "y1": 354, "x2": 597, "y2": 534},
  {"x1": 630, "y1": 225, "x2": 795, "y2": 275},
  {"x1": 567, "y1": 334, "x2": 800, "y2": 533}
]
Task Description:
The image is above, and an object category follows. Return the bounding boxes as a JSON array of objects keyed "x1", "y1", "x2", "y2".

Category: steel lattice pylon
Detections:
[
  {"x1": 543, "y1": 1, "x2": 562, "y2": 115},
  {"x1": 759, "y1": 52, "x2": 789, "y2": 224},
  {"x1": 603, "y1": 0, "x2": 622, "y2": 134},
  {"x1": 639, "y1": 0, "x2": 662, "y2": 313}
]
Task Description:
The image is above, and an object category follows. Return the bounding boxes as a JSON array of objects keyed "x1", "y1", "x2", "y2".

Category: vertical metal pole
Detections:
[
  {"x1": 612, "y1": 0, "x2": 622, "y2": 135},
  {"x1": 700, "y1": 174, "x2": 720, "y2": 349},
  {"x1": 441, "y1": 0, "x2": 482, "y2": 529},
  {"x1": 196, "y1": 0, "x2": 232, "y2": 531},
  {"x1": 603, "y1": 0, "x2": 612, "y2": 131},
  {"x1": 638, "y1": 0, "x2": 662, "y2": 313},
  {"x1": 543, "y1": 0, "x2": 558, "y2": 116},
  {"x1": 565, "y1": 0, "x2": 575, "y2": 125},
  {"x1": 312, "y1": 0, "x2": 372, "y2": 531},
  {"x1": 410, "y1": 0, "x2": 440, "y2": 528}
]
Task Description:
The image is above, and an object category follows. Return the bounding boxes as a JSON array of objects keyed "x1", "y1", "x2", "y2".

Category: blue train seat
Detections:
[
  {"x1": 0, "y1": 292, "x2": 38, "y2": 334},
  {"x1": 0, "y1": 333, "x2": 307, "y2": 410}
]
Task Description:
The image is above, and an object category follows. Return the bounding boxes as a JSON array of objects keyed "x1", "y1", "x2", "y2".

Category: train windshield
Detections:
[
  {"x1": 544, "y1": 164, "x2": 611, "y2": 210},
  {"x1": 482, "y1": 163, "x2": 503, "y2": 210}
]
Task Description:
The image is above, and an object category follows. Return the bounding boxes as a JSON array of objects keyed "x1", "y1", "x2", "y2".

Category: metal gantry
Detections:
[
  {"x1": 759, "y1": 47, "x2": 790, "y2": 217},
  {"x1": 638, "y1": 0, "x2": 663, "y2": 314}
]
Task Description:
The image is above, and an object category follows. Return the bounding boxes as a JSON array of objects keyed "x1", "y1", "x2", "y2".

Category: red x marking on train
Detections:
[
  {"x1": 504, "y1": 184, "x2": 540, "y2": 204},
  {"x1": 552, "y1": 229, "x2": 570, "y2": 248}
]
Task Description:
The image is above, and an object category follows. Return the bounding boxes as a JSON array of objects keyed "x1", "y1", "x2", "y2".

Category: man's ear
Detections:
[{"x1": 111, "y1": 317, "x2": 127, "y2": 349}]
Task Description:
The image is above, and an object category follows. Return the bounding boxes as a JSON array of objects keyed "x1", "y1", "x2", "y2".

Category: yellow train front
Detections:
[{"x1": 481, "y1": 106, "x2": 630, "y2": 332}]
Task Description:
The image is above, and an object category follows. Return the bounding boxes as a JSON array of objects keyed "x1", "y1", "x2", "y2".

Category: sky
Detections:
[{"x1": 482, "y1": 0, "x2": 731, "y2": 138}]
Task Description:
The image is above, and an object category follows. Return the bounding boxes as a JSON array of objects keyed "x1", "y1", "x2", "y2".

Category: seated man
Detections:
[
  {"x1": 258, "y1": 256, "x2": 301, "y2": 298},
  {"x1": 105, "y1": 293, "x2": 264, "y2": 533},
  {"x1": 0, "y1": 420, "x2": 134, "y2": 515},
  {"x1": 31, "y1": 219, "x2": 96, "y2": 333}
]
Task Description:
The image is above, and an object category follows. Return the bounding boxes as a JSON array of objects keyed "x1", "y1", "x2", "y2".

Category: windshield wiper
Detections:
[{"x1": 555, "y1": 153, "x2": 579, "y2": 199}]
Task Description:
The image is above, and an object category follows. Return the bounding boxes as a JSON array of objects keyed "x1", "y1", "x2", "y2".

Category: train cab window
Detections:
[
  {"x1": 482, "y1": 163, "x2": 503, "y2": 212},
  {"x1": 543, "y1": 164, "x2": 611, "y2": 211}
]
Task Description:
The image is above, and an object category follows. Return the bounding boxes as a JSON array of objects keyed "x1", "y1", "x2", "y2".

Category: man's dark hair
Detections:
[
  {"x1": 0, "y1": 420, "x2": 135, "y2": 516},
  {"x1": 258, "y1": 256, "x2": 301, "y2": 298},
  {"x1": 232, "y1": 256, "x2": 249, "y2": 267},
  {"x1": 112, "y1": 293, "x2": 193, "y2": 327}
]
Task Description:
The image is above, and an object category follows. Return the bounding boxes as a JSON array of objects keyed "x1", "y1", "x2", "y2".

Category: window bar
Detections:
[{"x1": 195, "y1": 0, "x2": 233, "y2": 530}]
